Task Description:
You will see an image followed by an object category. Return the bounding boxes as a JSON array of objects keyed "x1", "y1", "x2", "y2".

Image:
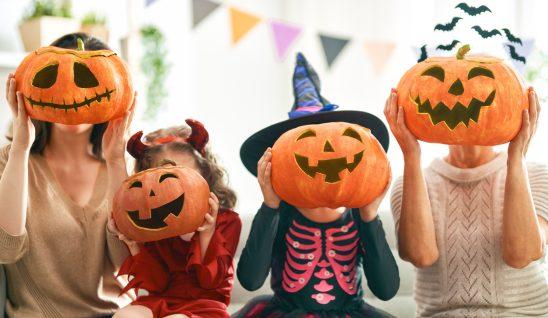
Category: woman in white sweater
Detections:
[{"x1": 386, "y1": 87, "x2": 548, "y2": 317}]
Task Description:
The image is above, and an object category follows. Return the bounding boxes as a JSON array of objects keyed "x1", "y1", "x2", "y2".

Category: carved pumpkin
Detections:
[
  {"x1": 271, "y1": 122, "x2": 390, "y2": 209},
  {"x1": 396, "y1": 45, "x2": 527, "y2": 145},
  {"x1": 14, "y1": 38, "x2": 133, "y2": 125},
  {"x1": 112, "y1": 166, "x2": 210, "y2": 242}
]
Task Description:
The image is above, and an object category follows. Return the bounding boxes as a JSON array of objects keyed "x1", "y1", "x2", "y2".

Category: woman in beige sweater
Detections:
[
  {"x1": 386, "y1": 88, "x2": 548, "y2": 317},
  {"x1": 0, "y1": 33, "x2": 134, "y2": 317}
]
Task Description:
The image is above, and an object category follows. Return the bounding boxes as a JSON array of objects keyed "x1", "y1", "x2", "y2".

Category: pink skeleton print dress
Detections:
[{"x1": 234, "y1": 202, "x2": 400, "y2": 318}]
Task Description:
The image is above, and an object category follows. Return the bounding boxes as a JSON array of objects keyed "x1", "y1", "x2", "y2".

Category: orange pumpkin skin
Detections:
[
  {"x1": 14, "y1": 46, "x2": 133, "y2": 125},
  {"x1": 396, "y1": 52, "x2": 527, "y2": 145},
  {"x1": 271, "y1": 122, "x2": 390, "y2": 209},
  {"x1": 112, "y1": 166, "x2": 210, "y2": 243}
]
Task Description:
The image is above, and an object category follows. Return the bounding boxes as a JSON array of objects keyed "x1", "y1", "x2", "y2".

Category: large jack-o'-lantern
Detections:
[
  {"x1": 112, "y1": 166, "x2": 210, "y2": 242},
  {"x1": 271, "y1": 122, "x2": 390, "y2": 209},
  {"x1": 396, "y1": 45, "x2": 527, "y2": 145},
  {"x1": 14, "y1": 38, "x2": 133, "y2": 125}
]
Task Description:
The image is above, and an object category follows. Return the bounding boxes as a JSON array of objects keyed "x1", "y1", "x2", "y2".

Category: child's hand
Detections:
[
  {"x1": 6, "y1": 74, "x2": 35, "y2": 152},
  {"x1": 108, "y1": 217, "x2": 140, "y2": 255},
  {"x1": 102, "y1": 92, "x2": 137, "y2": 164},
  {"x1": 197, "y1": 192, "x2": 219, "y2": 236},
  {"x1": 358, "y1": 169, "x2": 392, "y2": 222},
  {"x1": 258, "y1": 148, "x2": 281, "y2": 209}
]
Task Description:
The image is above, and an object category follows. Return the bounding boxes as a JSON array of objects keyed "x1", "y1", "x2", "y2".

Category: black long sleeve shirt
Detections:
[{"x1": 237, "y1": 202, "x2": 400, "y2": 313}]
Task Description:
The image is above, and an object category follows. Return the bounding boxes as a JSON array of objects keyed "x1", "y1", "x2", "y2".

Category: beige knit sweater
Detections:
[
  {"x1": 0, "y1": 145, "x2": 131, "y2": 318},
  {"x1": 391, "y1": 152, "x2": 548, "y2": 318}
]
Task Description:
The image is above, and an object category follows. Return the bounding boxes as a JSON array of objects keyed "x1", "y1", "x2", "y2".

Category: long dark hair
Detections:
[{"x1": 29, "y1": 33, "x2": 110, "y2": 159}]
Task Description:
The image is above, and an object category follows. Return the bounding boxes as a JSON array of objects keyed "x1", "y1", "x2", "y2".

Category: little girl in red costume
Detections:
[{"x1": 112, "y1": 119, "x2": 242, "y2": 318}]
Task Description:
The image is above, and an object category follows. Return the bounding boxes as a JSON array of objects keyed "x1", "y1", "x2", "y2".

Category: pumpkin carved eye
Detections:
[
  {"x1": 468, "y1": 67, "x2": 494, "y2": 79},
  {"x1": 421, "y1": 66, "x2": 445, "y2": 82},
  {"x1": 129, "y1": 181, "x2": 143, "y2": 189},
  {"x1": 159, "y1": 173, "x2": 178, "y2": 183},
  {"x1": 74, "y1": 62, "x2": 99, "y2": 88},
  {"x1": 32, "y1": 63, "x2": 59, "y2": 88},
  {"x1": 342, "y1": 127, "x2": 362, "y2": 142},
  {"x1": 297, "y1": 129, "x2": 316, "y2": 141}
]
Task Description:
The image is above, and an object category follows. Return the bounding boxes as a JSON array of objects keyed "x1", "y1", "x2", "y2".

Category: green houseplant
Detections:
[
  {"x1": 19, "y1": 0, "x2": 79, "y2": 51},
  {"x1": 140, "y1": 25, "x2": 170, "y2": 119}
]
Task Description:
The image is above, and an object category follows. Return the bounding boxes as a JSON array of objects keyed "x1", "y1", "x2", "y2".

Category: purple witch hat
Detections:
[
  {"x1": 289, "y1": 53, "x2": 338, "y2": 118},
  {"x1": 240, "y1": 52, "x2": 389, "y2": 177}
]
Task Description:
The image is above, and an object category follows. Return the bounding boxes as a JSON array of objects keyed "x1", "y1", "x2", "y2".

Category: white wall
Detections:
[{"x1": 0, "y1": 0, "x2": 546, "y2": 213}]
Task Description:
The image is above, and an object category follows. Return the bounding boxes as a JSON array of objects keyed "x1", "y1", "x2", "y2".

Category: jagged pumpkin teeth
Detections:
[
  {"x1": 396, "y1": 44, "x2": 528, "y2": 146},
  {"x1": 14, "y1": 38, "x2": 133, "y2": 125}
]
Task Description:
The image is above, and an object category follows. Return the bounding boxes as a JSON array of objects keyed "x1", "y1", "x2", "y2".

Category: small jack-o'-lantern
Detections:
[
  {"x1": 271, "y1": 122, "x2": 390, "y2": 209},
  {"x1": 14, "y1": 38, "x2": 133, "y2": 125},
  {"x1": 397, "y1": 45, "x2": 527, "y2": 145},
  {"x1": 112, "y1": 166, "x2": 210, "y2": 242}
]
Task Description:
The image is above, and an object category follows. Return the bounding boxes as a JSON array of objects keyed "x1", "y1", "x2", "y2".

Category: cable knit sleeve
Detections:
[
  {"x1": 389, "y1": 176, "x2": 404, "y2": 235},
  {"x1": 527, "y1": 162, "x2": 548, "y2": 223},
  {"x1": 0, "y1": 145, "x2": 29, "y2": 263}
]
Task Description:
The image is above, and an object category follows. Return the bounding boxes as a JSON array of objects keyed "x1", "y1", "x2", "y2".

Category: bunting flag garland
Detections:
[
  {"x1": 319, "y1": 34, "x2": 350, "y2": 68},
  {"x1": 192, "y1": 0, "x2": 221, "y2": 28},
  {"x1": 364, "y1": 41, "x2": 396, "y2": 75},
  {"x1": 145, "y1": 0, "x2": 158, "y2": 7},
  {"x1": 229, "y1": 7, "x2": 261, "y2": 45},
  {"x1": 269, "y1": 20, "x2": 303, "y2": 61}
]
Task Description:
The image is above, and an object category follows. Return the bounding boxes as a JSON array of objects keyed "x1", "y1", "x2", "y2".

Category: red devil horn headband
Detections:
[
  {"x1": 185, "y1": 119, "x2": 209, "y2": 157},
  {"x1": 126, "y1": 119, "x2": 209, "y2": 160}
]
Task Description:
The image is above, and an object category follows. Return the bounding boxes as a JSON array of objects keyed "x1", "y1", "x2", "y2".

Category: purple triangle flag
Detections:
[
  {"x1": 145, "y1": 0, "x2": 158, "y2": 7},
  {"x1": 269, "y1": 20, "x2": 302, "y2": 61}
]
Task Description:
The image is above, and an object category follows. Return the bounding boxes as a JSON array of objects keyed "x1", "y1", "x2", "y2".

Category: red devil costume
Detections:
[
  {"x1": 235, "y1": 53, "x2": 399, "y2": 318},
  {"x1": 117, "y1": 120, "x2": 242, "y2": 318}
]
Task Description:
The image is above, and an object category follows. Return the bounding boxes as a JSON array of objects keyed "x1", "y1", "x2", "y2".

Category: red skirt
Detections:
[{"x1": 132, "y1": 295, "x2": 229, "y2": 318}]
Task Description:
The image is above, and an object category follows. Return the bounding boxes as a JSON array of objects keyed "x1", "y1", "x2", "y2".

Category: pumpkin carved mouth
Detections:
[
  {"x1": 25, "y1": 88, "x2": 116, "y2": 112},
  {"x1": 294, "y1": 151, "x2": 364, "y2": 183},
  {"x1": 127, "y1": 193, "x2": 185, "y2": 230},
  {"x1": 412, "y1": 90, "x2": 496, "y2": 129}
]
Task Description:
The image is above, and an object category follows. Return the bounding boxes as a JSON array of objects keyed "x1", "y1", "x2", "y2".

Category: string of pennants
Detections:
[
  {"x1": 146, "y1": 0, "x2": 534, "y2": 75},
  {"x1": 146, "y1": 0, "x2": 397, "y2": 74}
]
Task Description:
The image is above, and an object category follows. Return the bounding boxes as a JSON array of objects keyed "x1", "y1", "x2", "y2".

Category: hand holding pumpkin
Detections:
[
  {"x1": 358, "y1": 166, "x2": 392, "y2": 222},
  {"x1": 384, "y1": 89, "x2": 420, "y2": 159},
  {"x1": 508, "y1": 88, "x2": 540, "y2": 159},
  {"x1": 102, "y1": 92, "x2": 137, "y2": 164},
  {"x1": 5, "y1": 74, "x2": 35, "y2": 152},
  {"x1": 257, "y1": 148, "x2": 281, "y2": 209},
  {"x1": 107, "y1": 217, "x2": 140, "y2": 255},
  {"x1": 196, "y1": 192, "x2": 219, "y2": 235}
]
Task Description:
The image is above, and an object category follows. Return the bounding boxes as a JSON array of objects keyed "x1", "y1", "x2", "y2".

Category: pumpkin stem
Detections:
[
  {"x1": 456, "y1": 44, "x2": 470, "y2": 60},
  {"x1": 77, "y1": 38, "x2": 85, "y2": 51}
]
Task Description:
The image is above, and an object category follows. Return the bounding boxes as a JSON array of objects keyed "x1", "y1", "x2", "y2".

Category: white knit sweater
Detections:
[{"x1": 390, "y1": 152, "x2": 548, "y2": 318}]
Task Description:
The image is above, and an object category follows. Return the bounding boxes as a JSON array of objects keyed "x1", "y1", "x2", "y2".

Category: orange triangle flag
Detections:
[
  {"x1": 364, "y1": 41, "x2": 396, "y2": 76},
  {"x1": 229, "y1": 7, "x2": 261, "y2": 45}
]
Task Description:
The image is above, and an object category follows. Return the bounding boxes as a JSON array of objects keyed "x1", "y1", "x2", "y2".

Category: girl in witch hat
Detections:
[
  {"x1": 111, "y1": 120, "x2": 242, "y2": 318},
  {"x1": 234, "y1": 53, "x2": 399, "y2": 318}
]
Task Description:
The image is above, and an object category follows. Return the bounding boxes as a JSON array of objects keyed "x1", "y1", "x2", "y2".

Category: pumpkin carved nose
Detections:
[
  {"x1": 323, "y1": 140, "x2": 335, "y2": 152},
  {"x1": 149, "y1": 190, "x2": 156, "y2": 197},
  {"x1": 449, "y1": 79, "x2": 464, "y2": 96}
]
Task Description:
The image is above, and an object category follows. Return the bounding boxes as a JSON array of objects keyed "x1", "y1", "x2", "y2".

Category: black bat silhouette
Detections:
[
  {"x1": 472, "y1": 26, "x2": 501, "y2": 38},
  {"x1": 434, "y1": 17, "x2": 462, "y2": 31},
  {"x1": 502, "y1": 28, "x2": 523, "y2": 45},
  {"x1": 437, "y1": 40, "x2": 460, "y2": 51},
  {"x1": 455, "y1": 3, "x2": 492, "y2": 16},
  {"x1": 506, "y1": 44, "x2": 526, "y2": 64},
  {"x1": 418, "y1": 45, "x2": 428, "y2": 63}
]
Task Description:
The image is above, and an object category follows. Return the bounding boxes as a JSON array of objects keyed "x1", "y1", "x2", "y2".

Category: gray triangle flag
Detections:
[
  {"x1": 192, "y1": 0, "x2": 221, "y2": 28},
  {"x1": 319, "y1": 34, "x2": 350, "y2": 68}
]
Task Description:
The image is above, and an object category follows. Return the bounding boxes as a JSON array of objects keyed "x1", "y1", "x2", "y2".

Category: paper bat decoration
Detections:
[
  {"x1": 506, "y1": 44, "x2": 526, "y2": 64},
  {"x1": 472, "y1": 26, "x2": 501, "y2": 38},
  {"x1": 502, "y1": 28, "x2": 523, "y2": 45},
  {"x1": 437, "y1": 40, "x2": 460, "y2": 51},
  {"x1": 434, "y1": 17, "x2": 462, "y2": 31},
  {"x1": 417, "y1": 45, "x2": 428, "y2": 63},
  {"x1": 455, "y1": 3, "x2": 492, "y2": 16}
]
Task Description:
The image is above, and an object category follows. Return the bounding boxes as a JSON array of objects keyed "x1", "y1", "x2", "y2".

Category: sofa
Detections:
[
  {"x1": 228, "y1": 208, "x2": 417, "y2": 317},
  {"x1": 0, "y1": 209, "x2": 416, "y2": 317}
]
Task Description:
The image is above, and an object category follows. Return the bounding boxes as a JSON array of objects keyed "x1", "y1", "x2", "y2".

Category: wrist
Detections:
[
  {"x1": 359, "y1": 207, "x2": 378, "y2": 222},
  {"x1": 403, "y1": 153, "x2": 421, "y2": 166},
  {"x1": 264, "y1": 199, "x2": 280, "y2": 209}
]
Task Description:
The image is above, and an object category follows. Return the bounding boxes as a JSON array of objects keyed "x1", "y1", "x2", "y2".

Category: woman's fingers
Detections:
[
  {"x1": 5, "y1": 73, "x2": 12, "y2": 103},
  {"x1": 8, "y1": 78, "x2": 17, "y2": 115},
  {"x1": 16, "y1": 92, "x2": 27, "y2": 119}
]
